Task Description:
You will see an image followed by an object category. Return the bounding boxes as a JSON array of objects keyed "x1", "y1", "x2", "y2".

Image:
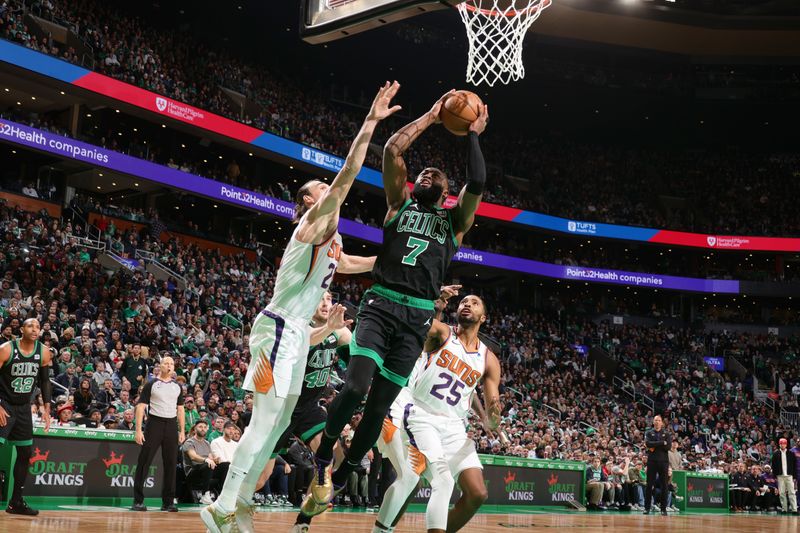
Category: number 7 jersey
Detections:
[
  {"x1": 372, "y1": 199, "x2": 459, "y2": 300},
  {"x1": 409, "y1": 327, "x2": 486, "y2": 421}
]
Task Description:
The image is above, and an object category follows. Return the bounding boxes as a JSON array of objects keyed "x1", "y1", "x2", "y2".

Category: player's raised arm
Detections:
[
  {"x1": 300, "y1": 82, "x2": 401, "y2": 239},
  {"x1": 310, "y1": 304, "x2": 353, "y2": 346},
  {"x1": 423, "y1": 284, "x2": 462, "y2": 352},
  {"x1": 452, "y1": 104, "x2": 489, "y2": 244},
  {"x1": 383, "y1": 90, "x2": 455, "y2": 214}
]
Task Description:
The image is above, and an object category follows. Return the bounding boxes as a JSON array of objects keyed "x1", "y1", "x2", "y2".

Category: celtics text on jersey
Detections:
[
  {"x1": 1, "y1": 340, "x2": 44, "y2": 405},
  {"x1": 372, "y1": 199, "x2": 459, "y2": 301},
  {"x1": 298, "y1": 331, "x2": 340, "y2": 408}
]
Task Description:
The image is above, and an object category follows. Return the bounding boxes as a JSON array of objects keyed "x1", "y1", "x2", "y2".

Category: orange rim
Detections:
[{"x1": 460, "y1": 0, "x2": 551, "y2": 18}]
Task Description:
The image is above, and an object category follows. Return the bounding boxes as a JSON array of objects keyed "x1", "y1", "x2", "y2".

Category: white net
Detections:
[{"x1": 457, "y1": 0, "x2": 552, "y2": 87}]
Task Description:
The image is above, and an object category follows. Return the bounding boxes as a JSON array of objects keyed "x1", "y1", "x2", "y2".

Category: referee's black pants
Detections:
[
  {"x1": 134, "y1": 415, "x2": 178, "y2": 506},
  {"x1": 645, "y1": 460, "x2": 669, "y2": 512}
]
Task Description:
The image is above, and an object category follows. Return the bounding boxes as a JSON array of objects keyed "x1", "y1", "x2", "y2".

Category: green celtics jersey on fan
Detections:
[
  {"x1": 372, "y1": 198, "x2": 459, "y2": 300},
  {"x1": 0, "y1": 340, "x2": 44, "y2": 405}
]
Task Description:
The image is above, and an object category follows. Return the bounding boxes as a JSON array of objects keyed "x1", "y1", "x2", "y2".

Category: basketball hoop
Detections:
[{"x1": 457, "y1": 0, "x2": 552, "y2": 86}]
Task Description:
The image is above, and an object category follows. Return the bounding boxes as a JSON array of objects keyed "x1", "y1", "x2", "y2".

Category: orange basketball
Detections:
[{"x1": 440, "y1": 90, "x2": 483, "y2": 136}]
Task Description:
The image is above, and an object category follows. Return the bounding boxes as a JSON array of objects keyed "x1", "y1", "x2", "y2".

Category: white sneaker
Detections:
[
  {"x1": 289, "y1": 525, "x2": 310, "y2": 533},
  {"x1": 200, "y1": 491, "x2": 215, "y2": 505}
]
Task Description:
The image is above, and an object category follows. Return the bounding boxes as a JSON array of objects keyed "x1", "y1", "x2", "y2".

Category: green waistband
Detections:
[{"x1": 369, "y1": 284, "x2": 435, "y2": 310}]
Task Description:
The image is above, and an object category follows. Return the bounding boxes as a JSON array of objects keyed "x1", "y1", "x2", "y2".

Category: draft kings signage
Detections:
[
  {"x1": 489, "y1": 467, "x2": 581, "y2": 505},
  {"x1": 409, "y1": 462, "x2": 582, "y2": 507},
  {"x1": 685, "y1": 477, "x2": 727, "y2": 509},
  {"x1": 26, "y1": 434, "x2": 163, "y2": 497}
]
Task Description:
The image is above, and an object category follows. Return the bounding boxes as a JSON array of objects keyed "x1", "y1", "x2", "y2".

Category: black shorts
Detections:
[
  {"x1": 349, "y1": 284, "x2": 435, "y2": 387},
  {"x1": 0, "y1": 401, "x2": 34, "y2": 446},
  {"x1": 272, "y1": 403, "x2": 328, "y2": 456}
]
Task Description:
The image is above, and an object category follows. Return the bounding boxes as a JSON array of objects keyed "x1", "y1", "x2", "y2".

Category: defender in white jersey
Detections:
[
  {"x1": 375, "y1": 294, "x2": 502, "y2": 533},
  {"x1": 202, "y1": 81, "x2": 402, "y2": 533}
]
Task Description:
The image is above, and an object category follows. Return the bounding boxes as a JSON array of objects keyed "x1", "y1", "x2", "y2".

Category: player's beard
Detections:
[
  {"x1": 412, "y1": 183, "x2": 444, "y2": 206},
  {"x1": 457, "y1": 313, "x2": 479, "y2": 327}
]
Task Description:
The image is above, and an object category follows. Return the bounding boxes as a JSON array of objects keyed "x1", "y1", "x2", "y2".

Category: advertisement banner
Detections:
[
  {"x1": 703, "y1": 356, "x2": 725, "y2": 372},
  {"x1": 0, "y1": 119, "x2": 740, "y2": 294},
  {"x1": 24, "y1": 432, "x2": 162, "y2": 498},
  {"x1": 2, "y1": 39, "x2": 798, "y2": 252},
  {"x1": 410, "y1": 459, "x2": 584, "y2": 507},
  {"x1": 685, "y1": 475, "x2": 728, "y2": 509}
]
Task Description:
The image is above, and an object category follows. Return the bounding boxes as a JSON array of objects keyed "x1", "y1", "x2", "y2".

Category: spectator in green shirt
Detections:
[
  {"x1": 230, "y1": 377, "x2": 245, "y2": 402},
  {"x1": 183, "y1": 396, "x2": 200, "y2": 433},
  {"x1": 206, "y1": 416, "x2": 225, "y2": 442}
]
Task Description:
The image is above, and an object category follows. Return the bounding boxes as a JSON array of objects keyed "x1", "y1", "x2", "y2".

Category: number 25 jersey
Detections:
[{"x1": 409, "y1": 327, "x2": 486, "y2": 421}]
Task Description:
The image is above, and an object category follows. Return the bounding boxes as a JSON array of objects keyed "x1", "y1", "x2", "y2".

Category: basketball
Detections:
[{"x1": 440, "y1": 90, "x2": 484, "y2": 136}]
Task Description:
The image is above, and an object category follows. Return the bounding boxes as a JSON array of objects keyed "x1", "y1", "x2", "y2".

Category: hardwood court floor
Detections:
[{"x1": 3, "y1": 506, "x2": 799, "y2": 533}]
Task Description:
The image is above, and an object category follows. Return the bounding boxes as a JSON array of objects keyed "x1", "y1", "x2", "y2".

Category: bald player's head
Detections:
[{"x1": 20, "y1": 318, "x2": 41, "y2": 341}]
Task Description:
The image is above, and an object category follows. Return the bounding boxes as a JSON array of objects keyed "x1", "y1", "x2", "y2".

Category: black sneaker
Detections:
[
  {"x1": 661, "y1": 510, "x2": 668, "y2": 516},
  {"x1": 161, "y1": 504, "x2": 178, "y2": 512},
  {"x1": 6, "y1": 500, "x2": 39, "y2": 516},
  {"x1": 643, "y1": 509, "x2": 650, "y2": 515},
  {"x1": 130, "y1": 502, "x2": 147, "y2": 512}
]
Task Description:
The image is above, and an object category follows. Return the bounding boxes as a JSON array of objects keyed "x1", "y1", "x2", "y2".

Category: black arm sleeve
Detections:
[
  {"x1": 465, "y1": 131, "x2": 486, "y2": 195},
  {"x1": 39, "y1": 364, "x2": 52, "y2": 404}
]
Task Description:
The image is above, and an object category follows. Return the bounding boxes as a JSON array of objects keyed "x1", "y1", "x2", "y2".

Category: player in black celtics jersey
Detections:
[
  {"x1": 0, "y1": 318, "x2": 53, "y2": 516},
  {"x1": 252, "y1": 292, "x2": 351, "y2": 497},
  {"x1": 300, "y1": 89, "x2": 488, "y2": 521}
]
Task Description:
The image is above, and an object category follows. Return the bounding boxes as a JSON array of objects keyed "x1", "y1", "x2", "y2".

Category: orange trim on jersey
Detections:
[
  {"x1": 252, "y1": 350, "x2": 274, "y2": 394},
  {"x1": 408, "y1": 445, "x2": 428, "y2": 476},
  {"x1": 382, "y1": 417, "x2": 398, "y2": 444},
  {"x1": 302, "y1": 232, "x2": 337, "y2": 283}
]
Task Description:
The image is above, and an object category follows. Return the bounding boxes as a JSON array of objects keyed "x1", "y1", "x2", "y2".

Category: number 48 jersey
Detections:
[{"x1": 409, "y1": 327, "x2": 486, "y2": 421}]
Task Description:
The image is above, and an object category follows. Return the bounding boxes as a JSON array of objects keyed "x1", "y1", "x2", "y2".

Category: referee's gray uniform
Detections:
[{"x1": 134, "y1": 378, "x2": 184, "y2": 507}]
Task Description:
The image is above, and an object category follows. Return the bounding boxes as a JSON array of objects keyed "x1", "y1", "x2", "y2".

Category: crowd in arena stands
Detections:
[
  {"x1": 2, "y1": 0, "x2": 800, "y2": 237},
  {"x1": 2, "y1": 195, "x2": 798, "y2": 509}
]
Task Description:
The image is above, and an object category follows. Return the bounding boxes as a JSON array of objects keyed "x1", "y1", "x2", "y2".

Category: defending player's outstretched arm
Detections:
[
  {"x1": 309, "y1": 303, "x2": 353, "y2": 346},
  {"x1": 299, "y1": 81, "x2": 401, "y2": 242},
  {"x1": 424, "y1": 284, "x2": 463, "y2": 352},
  {"x1": 337, "y1": 253, "x2": 376, "y2": 274},
  {"x1": 382, "y1": 90, "x2": 455, "y2": 214},
  {"x1": 451, "y1": 104, "x2": 489, "y2": 245}
]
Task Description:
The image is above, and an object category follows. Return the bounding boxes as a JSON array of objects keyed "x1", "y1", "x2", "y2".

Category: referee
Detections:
[
  {"x1": 131, "y1": 355, "x2": 185, "y2": 512},
  {"x1": 644, "y1": 414, "x2": 671, "y2": 516}
]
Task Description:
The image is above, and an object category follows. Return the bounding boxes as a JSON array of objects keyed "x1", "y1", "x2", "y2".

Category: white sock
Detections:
[{"x1": 216, "y1": 465, "x2": 247, "y2": 512}]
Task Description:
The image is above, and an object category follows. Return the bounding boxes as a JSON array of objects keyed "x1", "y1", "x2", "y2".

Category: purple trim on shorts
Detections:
[
  {"x1": 260, "y1": 309, "x2": 286, "y2": 368},
  {"x1": 402, "y1": 402, "x2": 417, "y2": 448}
]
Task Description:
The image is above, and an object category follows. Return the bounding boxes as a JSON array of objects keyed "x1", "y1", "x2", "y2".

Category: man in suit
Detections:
[
  {"x1": 771, "y1": 437, "x2": 798, "y2": 514},
  {"x1": 644, "y1": 415, "x2": 671, "y2": 515}
]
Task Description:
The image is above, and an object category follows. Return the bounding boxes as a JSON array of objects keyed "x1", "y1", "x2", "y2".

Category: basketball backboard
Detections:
[{"x1": 300, "y1": 0, "x2": 462, "y2": 44}]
